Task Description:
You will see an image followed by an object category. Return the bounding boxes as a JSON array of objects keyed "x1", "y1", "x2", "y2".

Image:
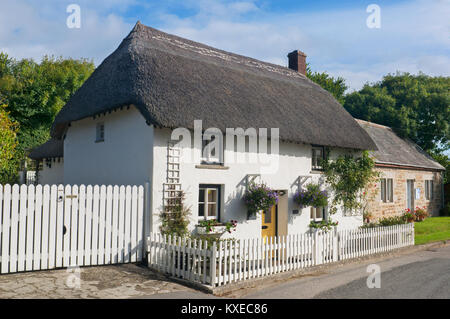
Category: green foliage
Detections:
[
  {"x1": 321, "y1": 151, "x2": 379, "y2": 215},
  {"x1": 344, "y1": 72, "x2": 450, "y2": 155},
  {"x1": 0, "y1": 104, "x2": 20, "y2": 184},
  {"x1": 197, "y1": 219, "x2": 237, "y2": 234},
  {"x1": 309, "y1": 219, "x2": 338, "y2": 231},
  {"x1": 0, "y1": 52, "x2": 95, "y2": 156},
  {"x1": 293, "y1": 183, "x2": 328, "y2": 208},
  {"x1": 376, "y1": 215, "x2": 408, "y2": 226},
  {"x1": 306, "y1": 65, "x2": 348, "y2": 105},
  {"x1": 429, "y1": 152, "x2": 449, "y2": 183},
  {"x1": 159, "y1": 191, "x2": 191, "y2": 237}
]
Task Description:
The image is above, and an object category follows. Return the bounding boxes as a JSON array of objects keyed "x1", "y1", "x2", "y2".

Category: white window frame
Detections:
[
  {"x1": 310, "y1": 207, "x2": 325, "y2": 222},
  {"x1": 96, "y1": 122, "x2": 105, "y2": 143},
  {"x1": 198, "y1": 186, "x2": 220, "y2": 220},
  {"x1": 380, "y1": 178, "x2": 393, "y2": 203},
  {"x1": 425, "y1": 180, "x2": 434, "y2": 200},
  {"x1": 311, "y1": 146, "x2": 325, "y2": 171}
]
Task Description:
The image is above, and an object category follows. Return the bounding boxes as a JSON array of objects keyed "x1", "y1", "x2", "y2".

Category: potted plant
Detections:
[
  {"x1": 363, "y1": 211, "x2": 373, "y2": 223},
  {"x1": 414, "y1": 206, "x2": 428, "y2": 222},
  {"x1": 196, "y1": 219, "x2": 237, "y2": 235},
  {"x1": 294, "y1": 183, "x2": 328, "y2": 208},
  {"x1": 403, "y1": 208, "x2": 416, "y2": 223},
  {"x1": 309, "y1": 219, "x2": 338, "y2": 232},
  {"x1": 243, "y1": 182, "x2": 278, "y2": 216}
]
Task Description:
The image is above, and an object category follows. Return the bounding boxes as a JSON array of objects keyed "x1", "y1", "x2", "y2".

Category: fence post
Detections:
[
  {"x1": 333, "y1": 227, "x2": 338, "y2": 262},
  {"x1": 313, "y1": 230, "x2": 318, "y2": 265},
  {"x1": 210, "y1": 242, "x2": 217, "y2": 287},
  {"x1": 411, "y1": 223, "x2": 415, "y2": 246},
  {"x1": 143, "y1": 182, "x2": 151, "y2": 259}
]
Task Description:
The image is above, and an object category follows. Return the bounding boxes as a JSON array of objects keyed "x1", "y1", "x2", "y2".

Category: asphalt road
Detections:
[
  {"x1": 243, "y1": 244, "x2": 450, "y2": 299},
  {"x1": 149, "y1": 244, "x2": 450, "y2": 299}
]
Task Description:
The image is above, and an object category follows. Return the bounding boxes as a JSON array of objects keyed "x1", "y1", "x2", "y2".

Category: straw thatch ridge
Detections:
[
  {"x1": 51, "y1": 21, "x2": 376, "y2": 150},
  {"x1": 29, "y1": 138, "x2": 63, "y2": 160},
  {"x1": 356, "y1": 119, "x2": 444, "y2": 171}
]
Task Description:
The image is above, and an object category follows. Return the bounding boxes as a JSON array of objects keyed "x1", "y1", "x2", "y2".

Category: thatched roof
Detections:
[
  {"x1": 357, "y1": 119, "x2": 445, "y2": 171},
  {"x1": 51, "y1": 22, "x2": 376, "y2": 150},
  {"x1": 29, "y1": 138, "x2": 63, "y2": 160}
]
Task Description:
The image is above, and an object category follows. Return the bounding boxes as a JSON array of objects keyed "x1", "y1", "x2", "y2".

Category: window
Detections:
[
  {"x1": 311, "y1": 146, "x2": 325, "y2": 171},
  {"x1": 198, "y1": 185, "x2": 221, "y2": 220},
  {"x1": 96, "y1": 122, "x2": 105, "y2": 142},
  {"x1": 310, "y1": 207, "x2": 325, "y2": 222},
  {"x1": 380, "y1": 178, "x2": 393, "y2": 202},
  {"x1": 425, "y1": 180, "x2": 434, "y2": 200},
  {"x1": 201, "y1": 133, "x2": 223, "y2": 164}
]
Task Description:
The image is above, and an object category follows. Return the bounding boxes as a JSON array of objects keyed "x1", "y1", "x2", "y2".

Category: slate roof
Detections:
[{"x1": 356, "y1": 119, "x2": 445, "y2": 171}]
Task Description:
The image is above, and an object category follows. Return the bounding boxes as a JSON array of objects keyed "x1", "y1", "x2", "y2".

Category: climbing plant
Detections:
[
  {"x1": 159, "y1": 191, "x2": 191, "y2": 237},
  {"x1": 321, "y1": 151, "x2": 379, "y2": 215}
]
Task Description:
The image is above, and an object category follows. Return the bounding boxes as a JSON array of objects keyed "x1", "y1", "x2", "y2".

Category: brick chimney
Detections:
[{"x1": 287, "y1": 50, "x2": 307, "y2": 75}]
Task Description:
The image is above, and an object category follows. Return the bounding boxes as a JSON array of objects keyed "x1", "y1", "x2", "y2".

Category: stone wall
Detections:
[{"x1": 366, "y1": 166, "x2": 443, "y2": 221}]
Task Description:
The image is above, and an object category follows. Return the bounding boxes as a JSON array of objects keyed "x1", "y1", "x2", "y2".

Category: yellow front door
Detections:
[{"x1": 262, "y1": 205, "x2": 276, "y2": 240}]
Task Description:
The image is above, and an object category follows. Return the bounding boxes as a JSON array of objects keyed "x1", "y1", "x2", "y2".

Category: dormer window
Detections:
[{"x1": 96, "y1": 122, "x2": 105, "y2": 142}]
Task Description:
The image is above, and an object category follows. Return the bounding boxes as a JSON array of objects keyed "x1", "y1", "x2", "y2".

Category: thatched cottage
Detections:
[{"x1": 29, "y1": 22, "x2": 378, "y2": 238}]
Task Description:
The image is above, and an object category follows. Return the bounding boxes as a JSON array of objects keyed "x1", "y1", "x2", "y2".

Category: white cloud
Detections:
[
  {"x1": 157, "y1": 0, "x2": 450, "y2": 90},
  {"x1": 0, "y1": 0, "x2": 448, "y2": 90},
  {"x1": 0, "y1": 0, "x2": 132, "y2": 63}
]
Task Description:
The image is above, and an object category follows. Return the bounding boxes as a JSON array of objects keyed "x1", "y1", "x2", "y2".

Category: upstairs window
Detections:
[
  {"x1": 380, "y1": 178, "x2": 393, "y2": 202},
  {"x1": 96, "y1": 122, "x2": 105, "y2": 142},
  {"x1": 201, "y1": 132, "x2": 223, "y2": 165},
  {"x1": 311, "y1": 146, "x2": 325, "y2": 171},
  {"x1": 425, "y1": 180, "x2": 434, "y2": 200}
]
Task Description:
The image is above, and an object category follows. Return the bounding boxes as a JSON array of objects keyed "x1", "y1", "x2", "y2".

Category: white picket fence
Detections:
[
  {"x1": 147, "y1": 223, "x2": 414, "y2": 287},
  {"x1": 0, "y1": 184, "x2": 145, "y2": 274}
]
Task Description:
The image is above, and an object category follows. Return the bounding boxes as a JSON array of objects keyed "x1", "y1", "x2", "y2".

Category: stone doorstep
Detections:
[{"x1": 150, "y1": 240, "x2": 450, "y2": 297}]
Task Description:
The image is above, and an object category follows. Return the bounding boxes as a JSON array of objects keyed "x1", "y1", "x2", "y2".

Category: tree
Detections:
[
  {"x1": 344, "y1": 72, "x2": 450, "y2": 155},
  {"x1": 430, "y1": 152, "x2": 450, "y2": 184},
  {"x1": 306, "y1": 65, "x2": 348, "y2": 105},
  {"x1": 0, "y1": 53, "x2": 95, "y2": 155},
  {"x1": 0, "y1": 104, "x2": 19, "y2": 184}
]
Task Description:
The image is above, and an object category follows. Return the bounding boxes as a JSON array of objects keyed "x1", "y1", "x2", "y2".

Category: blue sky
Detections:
[{"x1": 0, "y1": 0, "x2": 449, "y2": 90}]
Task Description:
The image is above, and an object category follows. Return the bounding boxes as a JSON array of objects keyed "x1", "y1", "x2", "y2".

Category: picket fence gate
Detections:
[
  {"x1": 147, "y1": 223, "x2": 414, "y2": 287},
  {"x1": 0, "y1": 184, "x2": 145, "y2": 274}
]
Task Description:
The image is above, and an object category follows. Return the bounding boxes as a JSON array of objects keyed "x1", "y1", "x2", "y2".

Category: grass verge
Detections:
[{"x1": 414, "y1": 217, "x2": 450, "y2": 245}]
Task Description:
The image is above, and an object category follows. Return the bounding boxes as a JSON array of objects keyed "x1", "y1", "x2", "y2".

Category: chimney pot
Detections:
[{"x1": 287, "y1": 50, "x2": 307, "y2": 75}]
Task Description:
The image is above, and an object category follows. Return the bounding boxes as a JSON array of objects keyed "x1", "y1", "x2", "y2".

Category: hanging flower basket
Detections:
[
  {"x1": 294, "y1": 183, "x2": 328, "y2": 208},
  {"x1": 243, "y1": 182, "x2": 278, "y2": 216}
]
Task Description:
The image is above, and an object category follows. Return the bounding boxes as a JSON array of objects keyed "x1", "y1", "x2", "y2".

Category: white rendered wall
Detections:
[
  {"x1": 151, "y1": 128, "x2": 363, "y2": 238},
  {"x1": 64, "y1": 106, "x2": 153, "y2": 186},
  {"x1": 38, "y1": 159, "x2": 64, "y2": 185}
]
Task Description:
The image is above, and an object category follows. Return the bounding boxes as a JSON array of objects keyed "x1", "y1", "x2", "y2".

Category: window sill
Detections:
[
  {"x1": 310, "y1": 170, "x2": 323, "y2": 174},
  {"x1": 95, "y1": 139, "x2": 104, "y2": 143},
  {"x1": 195, "y1": 164, "x2": 229, "y2": 170}
]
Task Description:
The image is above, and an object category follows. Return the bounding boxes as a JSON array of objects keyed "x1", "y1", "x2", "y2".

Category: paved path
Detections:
[{"x1": 0, "y1": 263, "x2": 195, "y2": 299}]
